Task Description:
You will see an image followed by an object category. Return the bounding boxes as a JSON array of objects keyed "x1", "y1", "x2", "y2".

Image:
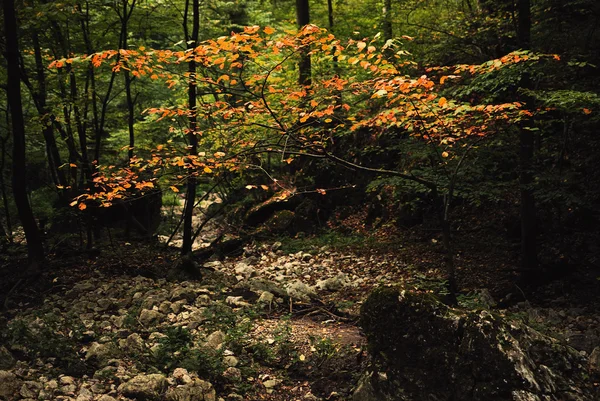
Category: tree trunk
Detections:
[
  {"x1": 382, "y1": 0, "x2": 392, "y2": 42},
  {"x1": 182, "y1": 0, "x2": 200, "y2": 254},
  {"x1": 32, "y1": 33, "x2": 68, "y2": 189},
  {"x1": 0, "y1": 129, "x2": 13, "y2": 243},
  {"x1": 3, "y1": 0, "x2": 45, "y2": 267},
  {"x1": 296, "y1": 0, "x2": 311, "y2": 86},
  {"x1": 121, "y1": 0, "x2": 136, "y2": 164},
  {"x1": 517, "y1": 0, "x2": 537, "y2": 275}
]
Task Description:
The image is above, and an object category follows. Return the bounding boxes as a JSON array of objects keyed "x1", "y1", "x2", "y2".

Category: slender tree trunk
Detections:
[
  {"x1": 382, "y1": 0, "x2": 392, "y2": 41},
  {"x1": 296, "y1": 0, "x2": 311, "y2": 86},
  {"x1": 3, "y1": 0, "x2": 45, "y2": 266},
  {"x1": 120, "y1": 0, "x2": 136, "y2": 164},
  {"x1": 0, "y1": 130, "x2": 13, "y2": 243},
  {"x1": 32, "y1": 33, "x2": 68, "y2": 189},
  {"x1": 182, "y1": 0, "x2": 200, "y2": 254},
  {"x1": 517, "y1": 0, "x2": 537, "y2": 275}
]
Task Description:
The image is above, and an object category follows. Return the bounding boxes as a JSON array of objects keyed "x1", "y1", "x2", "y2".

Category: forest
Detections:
[{"x1": 1, "y1": 0, "x2": 600, "y2": 400}]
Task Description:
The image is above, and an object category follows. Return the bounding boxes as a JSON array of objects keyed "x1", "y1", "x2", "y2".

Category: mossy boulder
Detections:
[{"x1": 356, "y1": 288, "x2": 596, "y2": 401}]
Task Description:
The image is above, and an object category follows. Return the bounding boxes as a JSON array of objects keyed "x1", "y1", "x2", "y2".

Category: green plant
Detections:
[
  {"x1": 309, "y1": 335, "x2": 338, "y2": 366},
  {"x1": 3, "y1": 313, "x2": 89, "y2": 376}
]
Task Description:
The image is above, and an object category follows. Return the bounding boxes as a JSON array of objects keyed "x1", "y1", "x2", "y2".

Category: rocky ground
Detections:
[{"x1": 1, "y1": 239, "x2": 600, "y2": 401}]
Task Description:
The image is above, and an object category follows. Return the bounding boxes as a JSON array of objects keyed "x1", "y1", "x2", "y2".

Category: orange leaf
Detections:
[
  {"x1": 438, "y1": 97, "x2": 447, "y2": 107},
  {"x1": 583, "y1": 108, "x2": 592, "y2": 115},
  {"x1": 264, "y1": 26, "x2": 275, "y2": 35},
  {"x1": 78, "y1": 203, "x2": 87, "y2": 210}
]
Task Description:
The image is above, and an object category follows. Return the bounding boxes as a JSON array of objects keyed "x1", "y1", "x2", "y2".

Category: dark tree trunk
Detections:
[
  {"x1": 517, "y1": 0, "x2": 537, "y2": 275},
  {"x1": 296, "y1": 0, "x2": 311, "y2": 86},
  {"x1": 182, "y1": 0, "x2": 200, "y2": 254},
  {"x1": 382, "y1": 0, "x2": 392, "y2": 41},
  {"x1": 3, "y1": 0, "x2": 45, "y2": 266},
  {"x1": 517, "y1": 0, "x2": 531, "y2": 49},
  {"x1": 0, "y1": 129, "x2": 13, "y2": 242},
  {"x1": 120, "y1": 0, "x2": 137, "y2": 164}
]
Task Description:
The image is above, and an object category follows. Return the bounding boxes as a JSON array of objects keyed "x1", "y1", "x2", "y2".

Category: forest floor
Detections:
[{"x1": 1, "y1": 228, "x2": 600, "y2": 401}]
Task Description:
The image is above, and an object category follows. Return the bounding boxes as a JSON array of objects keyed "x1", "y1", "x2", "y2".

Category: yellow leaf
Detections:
[
  {"x1": 260, "y1": 185, "x2": 269, "y2": 190},
  {"x1": 170, "y1": 186, "x2": 179, "y2": 193},
  {"x1": 299, "y1": 354, "x2": 306, "y2": 361},
  {"x1": 204, "y1": 166, "x2": 213, "y2": 173},
  {"x1": 69, "y1": 200, "x2": 78, "y2": 207},
  {"x1": 442, "y1": 151, "x2": 449, "y2": 158}
]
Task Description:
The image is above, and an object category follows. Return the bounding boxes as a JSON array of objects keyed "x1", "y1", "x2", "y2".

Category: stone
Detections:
[
  {"x1": 225, "y1": 296, "x2": 251, "y2": 308},
  {"x1": 0, "y1": 370, "x2": 22, "y2": 400},
  {"x1": 159, "y1": 301, "x2": 172, "y2": 314},
  {"x1": 315, "y1": 275, "x2": 346, "y2": 292},
  {"x1": 170, "y1": 287, "x2": 197, "y2": 302},
  {"x1": 125, "y1": 333, "x2": 144, "y2": 352},
  {"x1": 139, "y1": 309, "x2": 164, "y2": 326},
  {"x1": 234, "y1": 263, "x2": 256, "y2": 279},
  {"x1": 98, "y1": 396, "x2": 117, "y2": 401},
  {"x1": 205, "y1": 331, "x2": 226, "y2": 350},
  {"x1": 223, "y1": 355, "x2": 239, "y2": 367},
  {"x1": 285, "y1": 280, "x2": 316, "y2": 302},
  {"x1": 118, "y1": 374, "x2": 168, "y2": 400},
  {"x1": 165, "y1": 378, "x2": 216, "y2": 401},
  {"x1": 356, "y1": 288, "x2": 596, "y2": 401},
  {"x1": 172, "y1": 368, "x2": 193, "y2": 384},
  {"x1": 589, "y1": 347, "x2": 600, "y2": 378},
  {"x1": 222, "y1": 367, "x2": 242, "y2": 382},
  {"x1": 20, "y1": 381, "x2": 43, "y2": 399},
  {"x1": 262, "y1": 379, "x2": 281, "y2": 389},
  {"x1": 258, "y1": 291, "x2": 274, "y2": 304},
  {"x1": 0, "y1": 346, "x2": 15, "y2": 369},
  {"x1": 85, "y1": 342, "x2": 116, "y2": 366}
]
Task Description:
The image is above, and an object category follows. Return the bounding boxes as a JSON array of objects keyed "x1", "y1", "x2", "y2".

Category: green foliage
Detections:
[
  {"x1": 2, "y1": 312, "x2": 89, "y2": 375},
  {"x1": 153, "y1": 326, "x2": 224, "y2": 381}
]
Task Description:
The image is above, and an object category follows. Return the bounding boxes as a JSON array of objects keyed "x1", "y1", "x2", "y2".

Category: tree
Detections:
[
  {"x1": 181, "y1": 0, "x2": 201, "y2": 254},
  {"x1": 517, "y1": 0, "x2": 538, "y2": 275},
  {"x1": 3, "y1": 0, "x2": 45, "y2": 267},
  {"x1": 296, "y1": 0, "x2": 311, "y2": 86}
]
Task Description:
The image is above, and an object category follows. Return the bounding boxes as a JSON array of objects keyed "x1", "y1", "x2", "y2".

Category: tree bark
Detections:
[
  {"x1": 31, "y1": 33, "x2": 68, "y2": 189},
  {"x1": 382, "y1": 0, "x2": 392, "y2": 42},
  {"x1": 182, "y1": 0, "x2": 200, "y2": 254},
  {"x1": 296, "y1": 0, "x2": 311, "y2": 86},
  {"x1": 3, "y1": 0, "x2": 45, "y2": 266},
  {"x1": 517, "y1": 0, "x2": 537, "y2": 275}
]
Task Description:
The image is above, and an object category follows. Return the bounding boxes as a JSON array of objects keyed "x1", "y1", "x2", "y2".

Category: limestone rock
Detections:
[
  {"x1": 222, "y1": 367, "x2": 241, "y2": 382},
  {"x1": 589, "y1": 347, "x2": 600, "y2": 378},
  {"x1": 205, "y1": 331, "x2": 226, "y2": 350},
  {"x1": 139, "y1": 309, "x2": 164, "y2": 326},
  {"x1": 0, "y1": 370, "x2": 22, "y2": 400},
  {"x1": 85, "y1": 342, "x2": 116, "y2": 366},
  {"x1": 165, "y1": 378, "x2": 216, "y2": 401},
  {"x1": 285, "y1": 280, "x2": 316, "y2": 302},
  {"x1": 118, "y1": 374, "x2": 168, "y2": 400},
  {"x1": 357, "y1": 288, "x2": 596, "y2": 401},
  {"x1": 0, "y1": 346, "x2": 15, "y2": 369}
]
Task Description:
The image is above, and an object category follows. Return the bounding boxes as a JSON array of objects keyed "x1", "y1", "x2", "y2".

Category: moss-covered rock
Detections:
[{"x1": 356, "y1": 288, "x2": 596, "y2": 401}]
